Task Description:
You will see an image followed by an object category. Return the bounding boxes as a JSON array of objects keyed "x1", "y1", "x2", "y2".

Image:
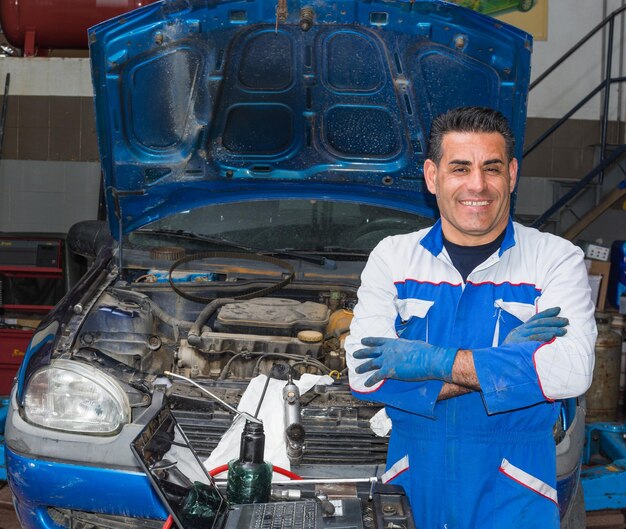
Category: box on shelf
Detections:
[
  {"x1": 587, "y1": 259, "x2": 611, "y2": 310},
  {"x1": 0, "y1": 316, "x2": 42, "y2": 330}
]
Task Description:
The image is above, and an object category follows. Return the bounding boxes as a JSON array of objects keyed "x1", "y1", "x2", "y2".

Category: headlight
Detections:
[{"x1": 23, "y1": 359, "x2": 131, "y2": 434}]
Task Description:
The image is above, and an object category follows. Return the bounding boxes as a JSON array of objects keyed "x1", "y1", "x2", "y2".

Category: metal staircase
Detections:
[{"x1": 521, "y1": 5, "x2": 626, "y2": 238}]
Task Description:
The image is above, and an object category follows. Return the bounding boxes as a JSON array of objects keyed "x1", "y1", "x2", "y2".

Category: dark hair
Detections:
[{"x1": 427, "y1": 106, "x2": 515, "y2": 164}]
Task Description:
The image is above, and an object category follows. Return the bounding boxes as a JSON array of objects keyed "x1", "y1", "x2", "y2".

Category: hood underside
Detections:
[{"x1": 89, "y1": 0, "x2": 532, "y2": 239}]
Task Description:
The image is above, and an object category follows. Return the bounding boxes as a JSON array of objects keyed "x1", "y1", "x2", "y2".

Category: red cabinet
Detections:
[
  {"x1": 0, "y1": 329, "x2": 31, "y2": 394},
  {"x1": 0, "y1": 236, "x2": 65, "y2": 394}
]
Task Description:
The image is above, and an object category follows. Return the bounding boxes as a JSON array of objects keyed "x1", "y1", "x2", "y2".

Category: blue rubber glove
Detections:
[
  {"x1": 353, "y1": 337, "x2": 458, "y2": 387},
  {"x1": 502, "y1": 306, "x2": 568, "y2": 345}
]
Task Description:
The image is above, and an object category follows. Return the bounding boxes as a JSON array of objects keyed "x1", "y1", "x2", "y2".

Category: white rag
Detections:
[
  {"x1": 204, "y1": 374, "x2": 335, "y2": 477},
  {"x1": 369, "y1": 408, "x2": 392, "y2": 437}
]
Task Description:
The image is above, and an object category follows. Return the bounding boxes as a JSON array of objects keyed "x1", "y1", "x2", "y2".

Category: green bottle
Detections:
[{"x1": 226, "y1": 420, "x2": 273, "y2": 504}]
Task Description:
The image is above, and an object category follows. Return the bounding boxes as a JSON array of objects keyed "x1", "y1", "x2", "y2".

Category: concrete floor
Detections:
[{"x1": 0, "y1": 483, "x2": 20, "y2": 529}]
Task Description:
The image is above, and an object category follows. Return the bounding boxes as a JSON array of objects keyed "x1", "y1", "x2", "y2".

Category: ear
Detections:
[
  {"x1": 508, "y1": 158, "x2": 518, "y2": 192},
  {"x1": 423, "y1": 159, "x2": 438, "y2": 196}
]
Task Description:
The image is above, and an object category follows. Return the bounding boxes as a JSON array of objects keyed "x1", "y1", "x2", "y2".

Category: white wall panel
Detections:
[
  {"x1": 528, "y1": 0, "x2": 626, "y2": 120},
  {"x1": 0, "y1": 57, "x2": 93, "y2": 97},
  {"x1": 0, "y1": 160, "x2": 100, "y2": 232}
]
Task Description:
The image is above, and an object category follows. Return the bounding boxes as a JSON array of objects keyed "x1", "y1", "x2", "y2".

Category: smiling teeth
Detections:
[{"x1": 461, "y1": 200, "x2": 489, "y2": 206}]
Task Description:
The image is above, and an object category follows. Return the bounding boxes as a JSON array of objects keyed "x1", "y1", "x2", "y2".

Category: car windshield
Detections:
[{"x1": 126, "y1": 199, "x2": 433, "y2": 253}]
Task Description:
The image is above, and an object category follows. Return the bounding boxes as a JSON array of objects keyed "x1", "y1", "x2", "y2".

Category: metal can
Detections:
[
  {"x1": 586, "y1": 312, "x2": 623, "y2": 422},
  {"x1": 610, "y1": 314, "x2": 626, "y2": 408}
]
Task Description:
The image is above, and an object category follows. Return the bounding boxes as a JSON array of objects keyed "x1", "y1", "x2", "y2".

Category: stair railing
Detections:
[{"x1": 525, "y1": 5, "x2": 626, "y2": 229}]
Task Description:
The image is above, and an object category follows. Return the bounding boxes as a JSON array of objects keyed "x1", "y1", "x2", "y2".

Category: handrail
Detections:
[
  {"x1": 524, "y1": 76, "x2": 626, "y2": 158},
  {"x1": 599, "y1": 14, "x2": 617, "y2": 176},
  {"x1": 530, "y1": 144, "x2": 626, "y2": 229},
  {"x1": 530, "y1": 5, "x2": 626, "y2": 90},
  {"x1": 562, "y1": 180, "x2": 626, "y2": 241}
]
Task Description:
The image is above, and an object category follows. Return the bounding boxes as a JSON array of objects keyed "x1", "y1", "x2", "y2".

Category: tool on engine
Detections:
[
  {"x1": 252, "y1": 363, "x2": 306, "y2": 466},
  {"x1": 270, "y1": 477, "x2": 380, "y2": 500},
  {"x1": 163, "y1": 371, "x2": 261, "y2": 424},
  {"x1": 283, "y1": 375, "x2": 306, "y2": 466}
]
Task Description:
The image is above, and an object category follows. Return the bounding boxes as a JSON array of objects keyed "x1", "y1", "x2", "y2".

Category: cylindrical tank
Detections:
[
  {"x1": 611, "y1": 314, "x2": 625, "y2": 407},
  {"x1": 608, "y1": 240, "x2": 626, "y2": 310},
  {"x1": 586, "y1": 312, "x2": 623, "y2": 422},
  {"x1": 0, "y1": 0, "x2": 157, "y2": 51}
]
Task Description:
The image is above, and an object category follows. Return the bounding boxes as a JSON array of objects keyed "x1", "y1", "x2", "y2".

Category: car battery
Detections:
[{"x1": 0, "y1": 328, "x2": 32, "y2": 395}]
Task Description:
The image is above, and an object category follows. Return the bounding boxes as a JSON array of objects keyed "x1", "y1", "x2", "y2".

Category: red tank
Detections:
[{"x1": 0, "y1": 0, "x2": 158, "y2": 55}]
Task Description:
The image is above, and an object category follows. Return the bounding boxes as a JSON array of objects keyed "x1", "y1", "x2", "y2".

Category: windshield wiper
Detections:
[
  {"x1": 318, "y1": 246, "x2": 370, "y2": 258},
  {"x1": 264, "y1": 249, "x2": 335, "y2": 268},
  {"x1": 136, "y1": 229, "x2": 333, "y2": 267},
  {"x1": 136, "y1": 229, "x2": 259, "y2": 253}
]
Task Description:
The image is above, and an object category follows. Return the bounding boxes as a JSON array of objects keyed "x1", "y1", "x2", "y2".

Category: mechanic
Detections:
[{"x1": 345, "y1": 106, "x2": 597, "y2": 529}]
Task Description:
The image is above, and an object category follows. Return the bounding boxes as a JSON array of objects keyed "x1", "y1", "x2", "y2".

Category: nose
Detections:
[{"x1": 465, "y1": 167, "x2": 488, "y2": 193}]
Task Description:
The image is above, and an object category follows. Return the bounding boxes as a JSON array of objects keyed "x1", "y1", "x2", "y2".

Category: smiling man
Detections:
[
  {"x1": 346, "y1": 106, "x2": 597, "y2": 528},
  {"x1": 425, "y1": 127, "x2": 516, "y2": 245}
]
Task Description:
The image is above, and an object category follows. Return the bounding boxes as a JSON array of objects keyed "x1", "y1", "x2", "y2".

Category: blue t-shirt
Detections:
[{"x1": 443, "y1": 229, "x2": 506, "y2": 282}]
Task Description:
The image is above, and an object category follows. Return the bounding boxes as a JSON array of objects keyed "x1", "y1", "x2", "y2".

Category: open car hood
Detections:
[{"x1": 89, "y1": 0, "x2": 532, "y2": 239}]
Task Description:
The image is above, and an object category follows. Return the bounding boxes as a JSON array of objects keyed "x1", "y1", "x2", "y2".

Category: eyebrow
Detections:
[{"x1": 447, "y1": 158, "x2": 505, "y2": 166}]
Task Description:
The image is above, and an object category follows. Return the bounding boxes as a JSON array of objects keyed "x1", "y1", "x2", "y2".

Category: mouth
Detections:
[{"x1": 459, "y1": 199, "x2": 492, "y2": 207}]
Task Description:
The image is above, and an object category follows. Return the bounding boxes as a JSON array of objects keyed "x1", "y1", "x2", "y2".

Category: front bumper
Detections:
[
  {"x1": 5, "y1": 385, "x2": 169, "y2": 529},
  {"x1": 6, "y1": 448, "x2": 167, "y2": 529}
]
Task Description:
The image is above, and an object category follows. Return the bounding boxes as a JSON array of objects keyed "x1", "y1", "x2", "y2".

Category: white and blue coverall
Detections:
[{"x1": 346, "y1": 219, "x2": 597, "y2": 529}]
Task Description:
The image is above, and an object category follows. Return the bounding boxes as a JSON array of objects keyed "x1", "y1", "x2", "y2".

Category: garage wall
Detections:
[
  {"x1": 0, "y1": 58, "x2": 100, "y2": 233},
  {"x1": 0, "y1": 160, "x2": 101, "y2": 232}
]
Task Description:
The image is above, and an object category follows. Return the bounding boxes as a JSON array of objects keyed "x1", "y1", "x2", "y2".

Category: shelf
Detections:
[
  {"x1": 0, "y1": 265, "x2": 63, "y2": 279},
  {"x1": 0, "y1": 305, "x2": 54, "y2": 314}
]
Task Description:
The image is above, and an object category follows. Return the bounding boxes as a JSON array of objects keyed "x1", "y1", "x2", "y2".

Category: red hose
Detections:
[
  {"x1": 161, "y1": 515, "x2": 174, "y2": 529},
  {"x1": 209, "y1": 463, "x2": 302, "y2": 480},
  {"x1": 208, "y1": 463, "x2": 229, "y2": 477}
]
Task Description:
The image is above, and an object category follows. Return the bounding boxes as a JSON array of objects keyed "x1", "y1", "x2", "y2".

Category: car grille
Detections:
[
  {"x1": 48, "y1": 508, "x2": 163, "y2": 529},
  {"x1": 173, "y1": 407, "x2": 389, "y2": 465}
]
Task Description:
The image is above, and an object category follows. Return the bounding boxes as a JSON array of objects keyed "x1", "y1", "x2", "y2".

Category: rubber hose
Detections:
[
  {"x1": 109, "y1": 287, "x2": 194, "y2": 330},
  {"x1": 187, "y1": 298, "x2": 235, "y2": 346}
]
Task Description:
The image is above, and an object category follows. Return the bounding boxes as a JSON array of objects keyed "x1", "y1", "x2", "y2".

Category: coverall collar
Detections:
[{"x1": 420, "y1": 218, "x2": 516, "y2": 257}]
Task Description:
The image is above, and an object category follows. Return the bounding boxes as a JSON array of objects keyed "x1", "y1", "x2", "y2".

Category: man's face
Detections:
[{"x1": 423, "y1": 131, "x2": 518, "y2": 246}]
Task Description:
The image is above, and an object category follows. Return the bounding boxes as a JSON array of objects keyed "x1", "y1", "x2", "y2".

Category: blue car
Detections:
[{"x1": 3, "y1": 1, "x2": 584, "y2": 528}]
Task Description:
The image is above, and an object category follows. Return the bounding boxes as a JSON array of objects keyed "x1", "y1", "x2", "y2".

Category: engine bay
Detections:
[
  {"x1": 66, "y1": 260, "x2": 389, "y2": 469},
  {"x1": 78, "y1": 284, "x2": 355, "y2": 381}
]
